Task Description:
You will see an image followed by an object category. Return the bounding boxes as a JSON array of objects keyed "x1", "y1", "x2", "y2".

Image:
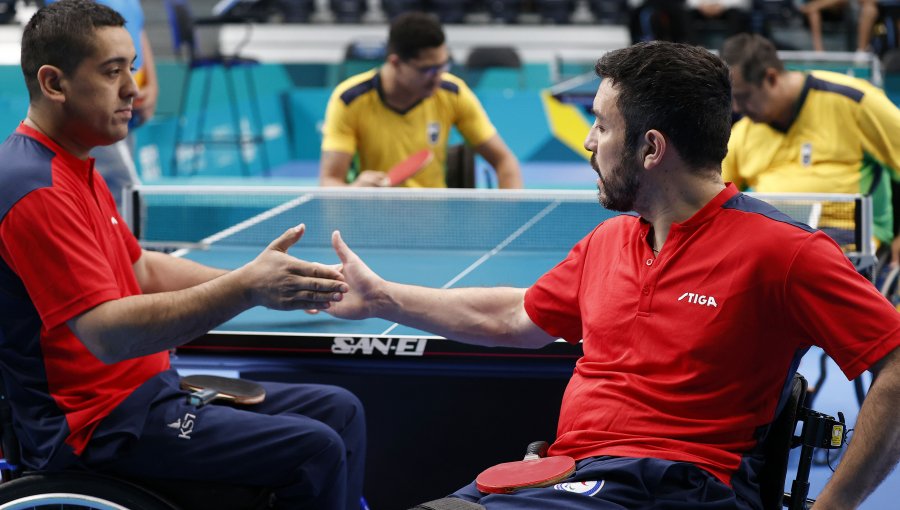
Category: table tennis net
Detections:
[{"x1": 124, "y1": 187, "x2": 871, "y2": 260}]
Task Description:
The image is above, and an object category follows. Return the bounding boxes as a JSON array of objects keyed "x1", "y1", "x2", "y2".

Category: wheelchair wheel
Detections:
[{"x1": 0, "y1": 472, "x2": 178, "y2": 510}]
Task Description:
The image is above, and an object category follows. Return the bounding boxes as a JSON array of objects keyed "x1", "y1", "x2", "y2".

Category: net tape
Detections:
[{"x1": 126, "y1": 187, "x2": 870, "y2": 256}]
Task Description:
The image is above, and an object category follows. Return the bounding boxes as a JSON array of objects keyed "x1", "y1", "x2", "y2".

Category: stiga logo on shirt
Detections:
[
  {"x1": 678, "y1": 292, "x2": 718, "y2": 307},
  {"x1": 553, "y1": 480, "x2": 604, "y2": 495}
]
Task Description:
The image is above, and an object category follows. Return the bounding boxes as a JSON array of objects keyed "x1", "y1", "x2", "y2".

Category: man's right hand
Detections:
[
  {"x1": 352, "y1": 170, "x2": 390, "y2": 187},
  {"x1": 240, "y1": 225, "x2": 348, "y2": 310},
  {"x1": 324, "y1": 230, "x2": 386, "y2": 320}
]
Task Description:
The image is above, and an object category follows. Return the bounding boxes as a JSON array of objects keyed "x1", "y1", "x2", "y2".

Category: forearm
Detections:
[
  {"x1": 137, "y1": 250, "x2": 228, "y2": 293},
  {"x1": 475, "y1": 135, "x2": 522, "y2": 189},
  {"x1": 140, "y1": 32, "x2": 157, "y2": 87},
  {"x1": 373, "y1": 283, "x2": 549, "y2": 348},
  {"x1": 812, "y1": 349, "x2": 900, "y2": 509},
  {"x1": 69, "y1": 268, "x2": 254, "y2": 363},
  {"x1": 321, "y1": 174, "x2": 351, "y2": 186},
  {"x1": 495, "y1": 156, "x2": 524, "y2": 189},
  {"x1": 136, "y1": 31, "x2": 158, "y2": 121},
  {"x1": 76, "y1": 226, "x2": 348, "y2": 364},
  {"x1": 319, "y1": 151, "x2": 353, "y2": 186},
  {"x1": 808, "y1": 14, "x2": 825, "y2": 51}
]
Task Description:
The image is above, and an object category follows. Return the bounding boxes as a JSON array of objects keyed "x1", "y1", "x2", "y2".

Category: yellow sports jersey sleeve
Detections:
[
  {"x1": 856, "y1": 83, "x2": 900, "y2": 179},
  {"x1": 321, "y1": 71, "x2": 377, "y2": 155},
  {"x1": 449, "y1": 76, "x2": 497, "y2": 148}
]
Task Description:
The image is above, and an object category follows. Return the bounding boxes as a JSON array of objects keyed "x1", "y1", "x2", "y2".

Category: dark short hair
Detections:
[
  {"x1": 20, "y1": 0, "x2": 125, "y2": 99},
  {"x1": 387, "y1": 12, "x2": 445, "y2": 61},
  {"x1": 720, "y1": 33, "x2": 784, "y2": 86},
  {"x1": 594, "y1": 41, "x2": 732, "y2": 171}
]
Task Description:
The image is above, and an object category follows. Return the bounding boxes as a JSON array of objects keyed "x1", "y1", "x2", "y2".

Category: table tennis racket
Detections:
[
  {"x1": 180, "y1": 374, "x2": 266, "y2": 406},
  {"x1": 475, "y1": 454, "x2": 576, "y2": 494},
  {"x1": 387, "y1": 149, "x2": 433, "y2": 186}
]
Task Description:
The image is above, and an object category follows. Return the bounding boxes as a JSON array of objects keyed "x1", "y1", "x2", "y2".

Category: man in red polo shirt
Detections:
[
  {"x1": 0, "y1": 2, "x2": 365, "y2": 508},
  {"x1": 326, "y1": 42, "x2": 900, "y2": 510}
]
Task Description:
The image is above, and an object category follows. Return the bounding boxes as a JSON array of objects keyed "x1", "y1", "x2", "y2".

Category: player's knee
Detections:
[
  {"x1": 275, "y1": 425, "x2": 349, "y2": 507},
  {"x1": 296, "y1": 424, "x2": 348, "y2": 481},
  {"x1": 323, "y1": 385, "x2": 366, "y2": 431}
]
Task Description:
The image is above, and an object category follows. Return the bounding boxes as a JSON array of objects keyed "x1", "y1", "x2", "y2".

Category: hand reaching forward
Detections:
[
  {"x1": 240, "y1": 225, "x2": 348, "y2": 310},
  {"x1": 325, "y1": 230, "x2": 386, "y2": 320}
]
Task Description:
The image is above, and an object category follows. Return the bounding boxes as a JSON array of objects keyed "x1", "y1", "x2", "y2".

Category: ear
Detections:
[
  {"x1": 763, "y1": 67, "x2": 779, "y2": 88},
  {"x1": 386, "y1": 54, "x2": 401, "y2": 69},
  {"x1": 641, "y1": 129, "x2": 667, "y2": 170},
  {"x1": 35, "y1": 65, "x2": 67, "y2": 104}
]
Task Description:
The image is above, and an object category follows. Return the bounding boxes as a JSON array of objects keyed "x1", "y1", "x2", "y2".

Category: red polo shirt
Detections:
[
  {"x1": 525, "y1": 184, "x2": 900, "y2": 486},
  {"x1": 0, "y1": 124, "x2": 168, "y2": 467}
]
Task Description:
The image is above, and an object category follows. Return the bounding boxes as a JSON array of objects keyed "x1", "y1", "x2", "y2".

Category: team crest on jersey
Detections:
[
  {"x1": 552, "y1": 480, "x2": 604, "y2": 495},
  {"x1": 427, "y1": 122, "x2": 440, "y2": 145},
  {"x1": 800, "y1": 142, "x2": 813, "y2": 167}
]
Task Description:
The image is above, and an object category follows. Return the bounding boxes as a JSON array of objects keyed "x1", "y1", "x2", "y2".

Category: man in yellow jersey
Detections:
[
  {"x1": 319, "y1": 12, "x2": 523, "y2": 188},
  {"x1": 720, "y1": 33, "x2": 900, "y2": 264}
]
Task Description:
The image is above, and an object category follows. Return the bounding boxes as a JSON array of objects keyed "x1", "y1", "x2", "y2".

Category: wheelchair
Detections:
[
  {"x1": 411, "y1": 373, "x2": 845, "y2": 510},
  {"x1": 0, "y1": 376, "x2": 284, "y2": 510}
]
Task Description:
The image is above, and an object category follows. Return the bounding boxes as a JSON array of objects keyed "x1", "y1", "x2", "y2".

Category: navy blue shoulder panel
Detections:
[
  {"x1": 339, "y1": 76, "x2": 377, "y2": 106},
  {"x1": 0, "y1": 133, "x2": 75, "y2": 470},
  {"x1": 440, "y1": 80, "x2": 459, "y2": 94},
  {"x1": 0, "y1": 133, "x2": 55, "y2": 224},
  {"x1": 807, "y1": 75, "x2": 864, "y2": 103},
  {"x1": 722, "y1": 193, "x2": 817, "y2": 233}
]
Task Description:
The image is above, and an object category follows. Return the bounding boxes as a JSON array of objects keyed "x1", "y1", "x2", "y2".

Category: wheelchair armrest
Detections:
[{"x1": 788, "y1": 408, "x2": 846, "y2": 510}]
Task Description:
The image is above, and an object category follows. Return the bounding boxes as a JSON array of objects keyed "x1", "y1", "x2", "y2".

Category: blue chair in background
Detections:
[
  {"x1": 430, "y1": 0, "x2": 471, "y2": 23},
  {"x1": 464, "y1": 45, "x2": 526, "y2": 90},
  {"x1": 381, "y1": 0, "x2": 426, "y2": 20},
  {"x1": 339, "y1": 39, "x2": 387, "y2": 81},
  {"x1": 486, "y1": 0, "x2": 523, "y2": 23},
  {"x1": 275, "y1": 0, "x2": 316, "y2": 22},
  {"x1": 589, "y1": 0, "x2": 630, "y2": 23},
  {"x1": 330, "y1": 0, "x2": 367, "y2": 22},
  {"x1": 536, "y1": 0, "x2": 577, "y2": 23}
]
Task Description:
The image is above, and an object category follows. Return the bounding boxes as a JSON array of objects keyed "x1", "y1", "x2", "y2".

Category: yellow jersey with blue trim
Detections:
[
  {"x1": 722, "y1": 70, "x2": 900, "y2": 243},
  {"x1": 321, "y1": 69, "x2": 497, "y2": 188}
]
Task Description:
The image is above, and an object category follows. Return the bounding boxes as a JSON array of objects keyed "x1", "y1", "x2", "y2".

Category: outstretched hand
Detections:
[
  {"x1": 324, "y1": 230, "x2": 385, "y2": 320},
  {"x1": 241, "y1": 225, "x2": 348, "y2": 310}
]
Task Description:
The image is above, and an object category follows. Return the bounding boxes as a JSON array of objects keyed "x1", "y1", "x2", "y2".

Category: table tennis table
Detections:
[
  {"x1": 127, "y1": 187, "x2": 606, "y2": 357},
  {"x1": 123, "y1": 186, "x2": 874, "y2": 509}
]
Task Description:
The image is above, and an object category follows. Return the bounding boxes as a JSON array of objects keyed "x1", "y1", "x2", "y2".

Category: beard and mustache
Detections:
[{"x1": 591, "y1": 149, "x2": 641, "y2": 213}]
